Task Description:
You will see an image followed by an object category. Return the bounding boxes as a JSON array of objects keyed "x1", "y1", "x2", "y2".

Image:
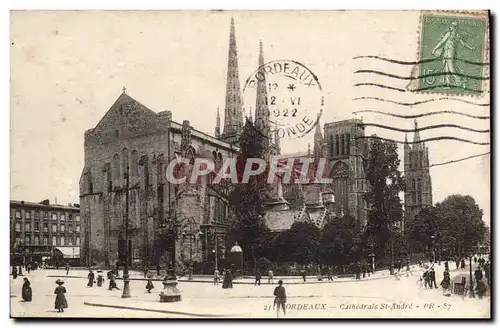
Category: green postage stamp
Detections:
[{"x1": 417, "y1": 11, "x2": 489, "y2": 95}]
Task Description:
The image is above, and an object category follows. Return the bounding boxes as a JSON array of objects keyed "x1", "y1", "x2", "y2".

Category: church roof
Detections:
[{"x1": 264, "y1": 210, "x2": 303, "y2": 231}]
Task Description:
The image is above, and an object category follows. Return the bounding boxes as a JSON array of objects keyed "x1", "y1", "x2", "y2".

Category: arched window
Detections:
[
  {"x1": 34, "y1": 236, "x2": 39, "y2": 245},
  {"x1": 340, "y1": 135, "x2": 345, "y2": 155},
  {"x1": 60, "y1": 236, "x2": 65, "y2": 245},
  {"x1": 76, "y1": 237, "x2": 81, "y2": 245},
  {"x1": 113, "y1": 154, "x2": 121, "y2": 180},
  {"x1": 122, "y1": 148, "x2": 129, "y2": 172},
  {"x1": 43, "y1": 237, "x2": 48, "y2": 245},
  {"x1": 131, "y1": 150, "x2": 139, "y2": 176},
  {"x1": 25, "y1": 236, "x2": 30, "y2": 245},
  {"x1": 417, "y1": 178, "x2": 422, "y2": 191},
  {"x1": 15, "y1": 222, "x2": 20, "y2": 232},
  {"x1": 412, "y1": 179, "x2": 416, "y2": 191},
  {"x1": 52, "y1": 236, "x2": 57, "y2": 245}
]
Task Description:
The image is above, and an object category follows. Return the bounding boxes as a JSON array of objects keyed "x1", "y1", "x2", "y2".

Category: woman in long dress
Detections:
[
  {"x1": 440, "y1": 270, "x2": 451, "y2": 296},
  {"x1": 54, "y1": 279, "x2": 68, "y2": 313},
  {"x1": 87, "y1": 270, "x2": 95, "y2": 287},
  {"x1": 22, "y1": 278, "x2": 32, "y2": 302}
]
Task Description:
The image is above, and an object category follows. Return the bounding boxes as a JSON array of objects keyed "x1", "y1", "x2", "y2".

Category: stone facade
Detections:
[{"x1": 79, "y1": 92, "x2": 237, "y2": 267}]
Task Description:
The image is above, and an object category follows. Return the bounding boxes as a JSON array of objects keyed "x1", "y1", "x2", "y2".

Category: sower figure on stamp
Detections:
[
  {"x1": 273, "y1": 280, "x2": 287, "y2": 318},
  {"x1": 431, "y1": 21, "x2": 476, "y2": 89}
]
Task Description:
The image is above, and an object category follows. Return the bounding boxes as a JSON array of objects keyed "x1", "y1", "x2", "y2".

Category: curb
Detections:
[{"x1": 83, "y1": 301, "x2": 236, "y2": 318}]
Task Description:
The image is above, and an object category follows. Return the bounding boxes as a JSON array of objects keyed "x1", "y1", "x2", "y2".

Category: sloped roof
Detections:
[{"x1": 265, "y1": 210, "x2": 302, "y2": 231}]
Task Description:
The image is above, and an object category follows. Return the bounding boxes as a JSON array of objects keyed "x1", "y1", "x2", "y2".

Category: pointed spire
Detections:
[
  {"x1": 413, "y1": 119, "x2": 422, "y2": 149},
  {"x1": 255, "y1": 40, "x2": 271, "y2": 143},
  {"x1": 313, "y1": 115, "x2": 323, "y2": 163},
  {"x1": 221, "y1": 18, "x2": 243, "y2": 144},
  {"x1": 215, "y1": 107, "x2": 221, "y2": 138}
]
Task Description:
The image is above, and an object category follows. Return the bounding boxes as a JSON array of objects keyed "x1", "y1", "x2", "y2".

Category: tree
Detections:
[
  {"x1": 363, "y1": 138, "x2": 405, "y2": 261},
  {"x1": 407, "y1": 206, "x2": 441, "y2": 253},
  {"x1": 228, "y1": 120, "x2": 271, "y2": 262},
  {"x1": 435, "y1": 194, "x2": 487, "y2": 257},
  {"x1": 320, "y1": 214, "x2": 361, "y2": 265},
  {"x1": 287, "y1": 221, "x2": 321, "y2": 265}
]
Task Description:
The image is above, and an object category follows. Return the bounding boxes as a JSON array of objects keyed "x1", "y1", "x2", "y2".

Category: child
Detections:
[{"x1": 145, "y1": 275, "x2": 154, "y2": 293}]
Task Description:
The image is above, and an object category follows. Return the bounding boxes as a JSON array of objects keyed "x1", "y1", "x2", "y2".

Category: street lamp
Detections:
[
  {"x1": 230, "y1": 242, "x2": 243, "y2": 279},
  {"x1": 468, "y1": 253, "x2": 475, "y2": 298},
  {"x1": 121, "y1": 166, "x2": 131, "y2": 299}
]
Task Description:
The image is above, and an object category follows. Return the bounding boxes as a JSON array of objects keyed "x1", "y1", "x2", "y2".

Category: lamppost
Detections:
[
  {"x1": 230, "y1": 242, "x2": 243, "y2": 279},
  {"x1": 121, "y1": 166, "x2": 131, "y2": 299},
  {"x1": 468, "y1": 253, "x2": 475, "y2": 298},
  {"x1": 430, "y1": 235, "x2": 436, "y2": 263},
  {"x1": 182, "y1": 219, "x2": 202, "y2": 281}
]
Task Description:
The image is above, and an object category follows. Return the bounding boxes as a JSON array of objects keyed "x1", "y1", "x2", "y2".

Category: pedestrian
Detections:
[
  {"x1": 26, "y1": 263, "x2": 31, "y2": 274},
  {"x1": 429, "y1": 268, "x2": 437, "y2": 288},
  {"x1": 255, "y1": 269, "x2": 261, "y2": 286},
  {"x1": 455, "y1": 258, "x2": 459, "y2": 270},
  {"x1": 474, "y1": 267, "x2": 483, "y2": 282},
  {"x1": 444, "y1": 261, "x2": 449, "y2": 272},
  {"x1": 143, "y1": 265, "x2": 148, "y2": 279},
  {"x1": 440, "y1": 270, "x2": 451, "y2": 296},
  {"x1": 156, "y1": 263, "x2": 161, "y2": 276},
  {"x1": 355, "y1": 262, "x2": 361, "y2": 280},
  {"x1": 273, "y1": 280, "x2": 287, "y2": 318},
  {"x1": 474, "y1": 256, "x2": 478, "y2": 264},
  {"x1": 268, "y1": 268, "x2": 274, "y2": 284},
  {"x1": 65, "y1": 262, "x2": 70, "y2": 276},
  {"x1": 87, "y1": 269, "x2": 95, "y2": 287},
  {"x1": 362, "y1": 262, "x2": 366, "y2": 278},
  {"x1": 12, "y1": 266, "x2": 18, "y2": 279},
  {"x1": 108, "y1": 274, "x2": 120, "y2": 290},
  {"x1": 422, "y1": 271, "x2": 429, "y2": 289},
  {"x1": 475, "y1": 278, "x2": 487, "y2": 299},
  {"x1": 301, "y1": 269, "x2": 306, "y2": 282},
  {"x1": 484, "y1": 261, "x2": 490, "y2": 289},
  {"x1": 460, "y1": 258, "x2": 466, "y2": 269},
  {"x1": 214, "y1": 268, "x2": 220, "y2": 285},
  {"x1": 96, "y1": 270, "x2": 104, "y2": 287},
  {"x1": 22, "y1": 277, "x2": 32, "y2": 302},
  {"x1": 327, "y1": 266, "x2": 333, "y2": 281},
  {"x1": 54, "y1": 279, "x2": 68, "y2": 313},
  {"x1": 222, "y1": 269, "x2": 233, "y2": 289},
  {"x1": 145, "y1": 275, "x2": 154, "y2": 293}
]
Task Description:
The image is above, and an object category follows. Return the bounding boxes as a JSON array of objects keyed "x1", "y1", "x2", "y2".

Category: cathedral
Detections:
[
  {"x1": 79, "y1": 18, "x2": 374, "y2": 269},
  {"x1": 403, "y1": 120, "x2": 433, "y2": 232}
]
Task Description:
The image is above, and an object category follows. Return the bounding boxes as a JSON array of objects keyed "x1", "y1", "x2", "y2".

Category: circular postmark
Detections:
[{"x1": 242, "y1": 59, "x2": 324, "y2": 141}]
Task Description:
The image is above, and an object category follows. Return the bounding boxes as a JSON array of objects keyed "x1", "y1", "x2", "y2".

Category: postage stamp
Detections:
[
  {"x1": 417, "y1": 11, "x2": 489, "y2": 95},
  {"x1": 242, "y1": 59, "x2": 323, "y2": 141}
]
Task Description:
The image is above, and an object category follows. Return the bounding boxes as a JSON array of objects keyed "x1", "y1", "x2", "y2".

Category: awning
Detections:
[{"x1": 54, "y1": 247, "x2": 80, "y2": 259}]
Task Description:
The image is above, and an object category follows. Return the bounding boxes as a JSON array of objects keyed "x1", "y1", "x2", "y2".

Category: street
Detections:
[{"x1": 10, "y1": 265, "x2": 490, "y2": 318}]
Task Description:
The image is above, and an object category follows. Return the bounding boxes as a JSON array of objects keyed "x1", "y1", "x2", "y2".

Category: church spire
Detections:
[
  {"x1": 215, "y1": 107, "x2": 221, "y2": 138},
  {"x1": 313, "y1": 115, "x2": 323, "y2": 163},
  {"x1": 413, "y1": 119, "x2": 422, "y2": 149},
  {"x1": 255, "y1": 40, "x2": 271, "y2": 143},
  {"x1": 221, "y1": 18, "x2": 243, "y2": 144}
]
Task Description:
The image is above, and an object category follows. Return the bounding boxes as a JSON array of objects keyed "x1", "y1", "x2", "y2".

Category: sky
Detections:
[{"x1": 10, "y1": 10, "x2": 490, "y2": 225}]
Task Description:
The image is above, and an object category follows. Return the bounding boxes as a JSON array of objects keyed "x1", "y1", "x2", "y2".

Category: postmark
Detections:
[
  {"x1": 415, "y1": 11, "x2": 489, "y2": 95},
  {"x1": 242, "y1": 59, "x2": 324, "y2": 141}
]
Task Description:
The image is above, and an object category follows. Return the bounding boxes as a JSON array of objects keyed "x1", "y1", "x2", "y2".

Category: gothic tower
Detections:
[
  {"x1": 219, "y1": 18, "x2": 244, "y2": 146},
  {"x1": 404, "y1": 120, "x2": 433, "y2": 232},
  {"x1": 215, "y1": 107, "x2": 221, "y2": 138},
  {"x1": 254, "y1": 40, "x2": 272, "y2": 151}
]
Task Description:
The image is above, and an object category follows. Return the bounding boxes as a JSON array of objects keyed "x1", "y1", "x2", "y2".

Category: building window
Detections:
[
  {"x1": 411, "y1": 192, "x2": 416, "y2": 203},
  {"x1": 115, "y1": 129, "x2": 119, "y2": 138},
  {"x1": 25, "y1": 223, "x2": 31, "y2": 232},
  {"x1": 411, "y1": 179, "x2": 416, "y2": 191},
  {"x1": 25, "y1": 236, "x2": 30, "y2": 245},
  {"x1": 52, "y1": 213, "x2": 57, "y2": 221},
  {"x1": 68, "y1": 224, "x2": 73, "y2": 232},
  {"x1": 113, "y1": 154, "x2": 121, "y2": 180},
  {"x1": 76, "y1": 225, "x2": 80, "y2": 232},
  {"x1": 34, "y1": 236, "x2": 39, "y2": 245},
  {"x1": 340, "y1": 134, "x2": 345, "y2": 155},
  {"x1": 417, "y1": 178, "x2": 422, "y2": 191},
  {"x1": 335, "y1": 135, "x2": 339, "y2": 156},
  {"x1": 409, "y1": 152, "x2": 413, "y2": 168},
  {"x1": 68, "y1": 214, "x2": 73, "y2": 221},
  {"x1": 61, "y1": 224, "x2": 65, "y2": 232},
  {"x1": 60, "y1": 214, "x2": 65, "y2": 221},
  {"x1": 76, "y1": 215, "x2": 80, "y2": 222},
  {"x1": 15, "y1": 211, "x2": 21, "y2": 218},
  {"x1": 34, "y1": 222, "x2": 39, "y2": 232},
  {"x1": 52, "y1": 223, "x2": 57, "y2": 232},
  {"x1": 60, "y1": 236, "x2": 65, "y2": 245},
  {"x1": 43, "y1": 223, "x2": 49, "y2": 232},
  {"x1": 52, "y1": 236, "x2": 57, "y2": 245},
  {"x1": 26, "y1": 211, "x2": 31, "y2": 219},
  {"x1": 131, "y1": 150, "x2": 139, "y2": 176},
  {"x1": 417, "y1": 193, "x2": 422, "y2": 203},
  {"x1": 15, "y1": 222, "x2": 21, "y2": 232},
  {"x1": 44, "y1": 212, "x2": 49, "y2": 220},
  {"x1": 76, "y1": 237, "x2": 81, "y2": 245},
  {"x1": 43, "y1": 237, "x2": 48, "y2": 245},
  {"x1": 68, "y1": 237, "x2": 73, "y2": 246},
  {"x1": 345, "y1": 133, "x2": 351, "y2": 155}
]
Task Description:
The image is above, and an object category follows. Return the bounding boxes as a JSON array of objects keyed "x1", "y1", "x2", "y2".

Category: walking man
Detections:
[
  {"x1": 65, "y1": 262, "x2": 70, "y2": 276},
  {"x1": 255, "y1": 269, "x2": 261, "y2": 286},
  {"x1": 429, "y1": 268, "x2": 438, "y2": 288},
  {"x1": 273, "y1": 280, "x2": 287, "y2": 318}
]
